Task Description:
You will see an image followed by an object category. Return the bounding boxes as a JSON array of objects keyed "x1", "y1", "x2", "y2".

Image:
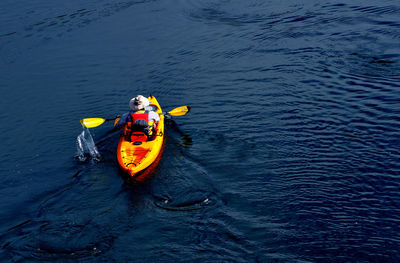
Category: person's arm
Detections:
[
  {"x1": 149, "y1": 111, "x2": 160, "y2": 123},
  {"x1": 114, "y1": 112, "x2": 131, "y2": 129}
]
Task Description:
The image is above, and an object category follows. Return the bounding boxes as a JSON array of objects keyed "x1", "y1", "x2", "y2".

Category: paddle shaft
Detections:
[{"x1": 81, "y1": 106, "x2": 190, "y2": 128}]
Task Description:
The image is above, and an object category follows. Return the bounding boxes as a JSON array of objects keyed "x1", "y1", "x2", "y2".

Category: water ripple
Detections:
[{"x1": 1, "y1": 0, "x2": 400, "y2": 261}]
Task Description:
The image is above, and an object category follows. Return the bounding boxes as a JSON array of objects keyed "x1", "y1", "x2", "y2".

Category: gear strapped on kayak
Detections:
[{"x1": 124, "y1": 120, "x2": 158, "y2": 143}]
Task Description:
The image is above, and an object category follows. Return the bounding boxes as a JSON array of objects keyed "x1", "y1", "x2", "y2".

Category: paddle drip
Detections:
[{"x1": 76, "y1": 126, "x2": 101, "y2": 161}]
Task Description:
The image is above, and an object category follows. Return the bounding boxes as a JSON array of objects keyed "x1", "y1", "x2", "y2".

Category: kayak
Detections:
[
  {"x1": 116, "y1": 95, "x2": 165, "y2": 181},
  {"x1": 80, "y1": 97, "x2": 189, "y2": 180}
]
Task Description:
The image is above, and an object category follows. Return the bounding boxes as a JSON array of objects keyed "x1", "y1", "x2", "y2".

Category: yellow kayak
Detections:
[{"x1": 116, "y1": 95, "x2": 165, "y2": 180}]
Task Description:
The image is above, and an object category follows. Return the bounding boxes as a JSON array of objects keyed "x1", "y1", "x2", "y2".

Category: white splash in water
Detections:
[{"x1": 76, "y1": 126, "x2": 101, "y2": 161}]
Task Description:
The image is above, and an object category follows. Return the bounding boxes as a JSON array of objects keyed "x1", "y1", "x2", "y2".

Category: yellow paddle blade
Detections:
[
  {"x1": 168, "y1": 106, "x2": 191, "y2": 116},
  {"x1": 80, "y1": 118, "x2": 106, "y2": 128}
]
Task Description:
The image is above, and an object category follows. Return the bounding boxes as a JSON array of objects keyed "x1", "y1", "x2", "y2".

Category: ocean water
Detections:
[{"x1": 1, "y1": 0, "x2": 399, "y2": 261}]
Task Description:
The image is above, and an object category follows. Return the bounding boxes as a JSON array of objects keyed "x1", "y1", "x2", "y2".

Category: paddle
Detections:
[
  {"x1": 165, "y1": 105, "x2": 191, "y2": 117},
  {"x1": 80, "y1": 106, "x2": 191, "y2": 128}
]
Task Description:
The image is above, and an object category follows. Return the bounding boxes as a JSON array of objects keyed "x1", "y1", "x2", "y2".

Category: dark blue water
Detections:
[{"x1": 1, "y1": 0, "x2": 400, "y2": 261}]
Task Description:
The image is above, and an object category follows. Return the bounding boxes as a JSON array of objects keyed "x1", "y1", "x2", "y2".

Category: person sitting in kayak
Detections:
[{"x1": 115, "y1": 95, "x2": 160, "y2": 141}]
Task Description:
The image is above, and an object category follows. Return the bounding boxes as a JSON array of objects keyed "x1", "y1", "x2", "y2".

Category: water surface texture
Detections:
[{"x1": 1, "y1": 0, "x2": 400, "y2": 262}]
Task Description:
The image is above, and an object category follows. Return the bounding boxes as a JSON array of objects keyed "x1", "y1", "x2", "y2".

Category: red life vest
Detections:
[{"x1": 130, "y1": 112, "x2": 149, "y2": 122}]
